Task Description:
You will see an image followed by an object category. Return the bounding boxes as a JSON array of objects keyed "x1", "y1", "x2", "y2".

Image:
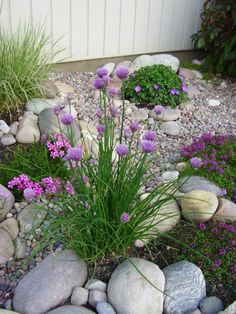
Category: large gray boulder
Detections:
[
  {"x1": 179, "y1": 176, "x2": 222, "y2": 196},
  {"x1": 163, "y1": 261, "x2": 206, "y2": 314},
  {"x1": 108, "y1": 258, "x2": 165, "y2": 314},
  {"x1": 0, "y1": 185, "x2": 15, "y2": 222},
  {"x1": 13, "y1": 250, "x2": 87, "y2": 314},
  {"x1": 152, "y1": 54, "x2": 180, "y2": 72}
]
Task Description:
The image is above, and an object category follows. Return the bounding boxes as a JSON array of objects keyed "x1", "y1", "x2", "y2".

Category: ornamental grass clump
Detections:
[
  {"x1": 0, "y1": 22, "x2": 59, "y2": 115},
  {"x1": 8, "y1": 67, "x2": 179, "y2": 263},
  {"x1": 123, "y1": 64, "x2": 187, "y2": 108}
]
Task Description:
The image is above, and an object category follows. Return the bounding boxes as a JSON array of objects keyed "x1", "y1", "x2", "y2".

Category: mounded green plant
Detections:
[
  {"x1": 0, "y1": 22, "x2": 59, "y2": 115},
  {"x1": 192, "y1": 0, "x2": 236, "y2": 76},
  {"x1": 123, "y1": 65, "x2": 187, "y2": 108}
]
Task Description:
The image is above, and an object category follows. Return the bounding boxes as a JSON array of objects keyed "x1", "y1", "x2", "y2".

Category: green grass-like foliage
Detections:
[
  {"x1": 123, "y1": 65, "x2": 187, "y2": 108},
  {"x1": 159, "y1": 221, "x2": 236, "y2": 304},
  {"x1": 192, "y1": 0, "x2": 236, "y2": 77},
  {"x1": 0, "y1": 22, "x2": 56, "y2": 114}
]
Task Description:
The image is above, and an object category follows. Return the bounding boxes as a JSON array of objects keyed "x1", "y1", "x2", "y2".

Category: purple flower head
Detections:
[
  {"x1": 130, "y1": 121, "x2": 139, "y2": 133},
  {"x1": 110, "y1": 105, "x2": 119, "y2": 118},
  {"x1": 65, "y1": 147, "x2": 83, "y2": 161},
  {"x1": 102, "y1": 75, "x2": 110, "y2": 86},
  {"x1": 83, "y1": 175, "x2": 89, "y2": 185},
  {"x1": 124, "y1": 126, "x2": 131, "y2": 139},
  {"x1": 53, "y1": 105, "x2": 61, "y2": 116},
  {"x1": 143, "y1": 130, "x2": 156, "y2": 142},
  {"x1": 182, "y1": 82, "x2": 188, "y2": 93},
  {"x1": 23, "y1": 188, "x2": 36, "y2": 202},
  {"x1": 40, "y1": 134, "x2": 47, "y2": 144},
  {"x1": 134, "y1": 85, "x2": 142, "y2": 93},
  {"x1": 93, "y1": 78, "x2": 105, "y2": 90},
  {"x1": 96, "y1": 108, "x2": 103, "y2": 118},
  {"x1": 198, "y1": 223, "x2": 206, "y2": 231},
  {"x1": 175, "y1": 89, "x2": 180, "y2": 96},
  {"x1": 219, "y1": 248, "x2": 227, "y2": 256},
  {"x1": 60, "y1": 113, "x2": 74, "y2": 125},
  {"x1": 108, "y1": 87, "x2": 119, "y2": 98},
  {"x1": 140, "y1": 140, "x2": 155, "y2": 153},
  {"x1": 170, "y1": 89, "x2": 177, "y2": 95},
  {"x1": 153, "y1": 84, "x2": 159, "y2": 90},
  {"x1": 120, "y1": 212, "x2": 130, "y2": 223},
  {"x1": 116, "y1": 144, "x2": 129, "y2": 157},
  {"x1": 96, "y1": 124, "x2": 105, "y2": 135},
  {"x1": 89, "y1": 159, "x2": 96, "y2": 166},
  {"x1": 190, "y1": 157, "x2": 203, "y2": 169},
  {"x1": 96, "y1": 67, "x2": 108, "y2": 78},
  {"x1": 215, "y1": 259, "x2": 222, "y2": 267},
  {"x1": 116, "y1": 67, "x2": 129, "y2": 80},
  {"x1": 154, "y1": 105, "x2": 164, "y2": 115}
]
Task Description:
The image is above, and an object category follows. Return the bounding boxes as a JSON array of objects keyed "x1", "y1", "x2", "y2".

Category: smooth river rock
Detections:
[
  {"x1": 13, "y1": 250, "x2": 87, "y2": 314},
  {"x1": 179, "y1": 176, "x2": 222, "y2": 196},
  {"x1": 163, "y1": 261, "x2": 206, "y2": 314},
  {"x1": 152, "y1": 54, "x2": 180, "y2": 72},
  {"x1": 160, "y1": 121, "x2": 180, "y2": 136},
  {"x1": 0, "y1": 228, "x2": 14, "y2": 264},
  {"x1": 0, "y1": 218, "x2": 19, "y2": 240},
  {"x1": 133, "y1": 55, "x2": 154, "y2": 70},
  {"x1": 0, "y1": 185, "x2": 15, "y2": 222},
  {"x1": 108, "y1": 258, "x2": 165, "y2": 314},
  {"x1": 17, "y1": 203, "x2": 47, "y2": 233},
  {"x1": 0, "y1": 134, "x2": 16, "y2": 146},
  {"x1": 16, "y1": 114, "x2": 40, "y2": 144},
  {"x1": 213, "y1": 198, "x2": 236, "y2": 223},
  {"x1": 46, "y1": 305, "x2": 95, "y2": 314}
]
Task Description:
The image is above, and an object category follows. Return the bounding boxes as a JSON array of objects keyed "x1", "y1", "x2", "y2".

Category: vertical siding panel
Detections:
[
  {"x1": 183, "y1": 0, "x2": 199, "y2": 49},
  {"x1": 159, "y1": 0, "x2": 175, "y2": 51},
  {"x1": 133, "y1": 0, "x2": 149, "y2": 54},
  {"x1": 51, "y1": 0, "x2": 70, "y2": 61},
  {"x1": 0, "y1": 0, "x2": 11, "y2": 31},
  {"x1": 10, "y1": 0, "x2": 31, "y2": 32},
  {"x1": 195, "y1": 0, "x2": 204, "y2": 32},
  {"x1": 104, "y1": 0, "x2": 120, "y2": 56},
  {"x1": 171, "y1": 0, "x2": 187, "y2": 50},
  {"x1": 119, "y1": 0, "x2": 136, "y2": 55},
  {"x1": 88, "y1": 0, "x2": 105, "y2": 58},
  {"x1": 71, "y1": 0, "x2": 88, "y2": 60},
  {"x1": 147, "y1": 0, "x2": 163, "y2": 52}
]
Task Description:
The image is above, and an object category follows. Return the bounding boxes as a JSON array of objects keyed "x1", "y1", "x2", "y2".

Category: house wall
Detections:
[{"x1": 0, "y1": 0, "x2": 204, "y2": 63}]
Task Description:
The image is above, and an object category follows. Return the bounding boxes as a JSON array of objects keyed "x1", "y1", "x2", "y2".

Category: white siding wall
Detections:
[{"x1": 0, "y1": 0, "x2": 204, "y2": 62}]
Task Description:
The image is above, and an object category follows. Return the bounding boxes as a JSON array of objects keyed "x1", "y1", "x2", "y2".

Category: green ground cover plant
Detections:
[
  {"x1": 180, "y1": 133, "x2": 236, "y2": 202},
  {"x1": 0, "y1": 22, "x2": 58, "y2": 115},
  {"x1": 123, "y1": 65, "x2": 187, "y2": 108}
]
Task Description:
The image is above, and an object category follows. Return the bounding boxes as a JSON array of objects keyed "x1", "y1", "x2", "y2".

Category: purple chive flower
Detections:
[
  {"x1": 219, "y1": 248, "x2": 227, "y2": 256},
  {"x1": 190, "y1": 157, "x2": 203, "y2": 169},
  {"x1": 53, "y1": 105, "x2": 61, "y2": 116},
  {"x1": 96, "y1": 67, "x2": 108, "y2": 78},
  {"x1": 140, "y1": 140, "x2": 155, "y2": 153},
  {"x1": 134, "y1": 85, "x2": 142, "y2": 93},
  {"x1": 153, "y1": 84, "x2": 159, "y2": 90},
  {"x1": 143, "y1": 130, "x2": 156, "y2": 141},
  {"x1": 130, "y1": 121, "x2": 139, "y2": 133},
  {"x1": 83, "y1": 175, "x2": 89, "y2": 185},
  {"x1": 23, "y1": 188, "x2": 36, "y2": 202},
  {"x1": 96, "y1": 108, "x2": 103, "y2": 118},
  {"x1": 198, "y1": 223, "x2": 206, "y2": 231},
  {"x1": 154, "y1": 105, "x2": 164, "y2": 115},
  {"x1": 215, "y1": 259, "x2": 222, "y2": 267},
  {"x1": 110, "y1": 105, "x2": 119, "y2": 118},
  {"x1": 170, "y1": 89, "x2": 177, "y2": 95},
  {"x1": 124, "y1": 126, "x2": 131, "y2": 139},
  {"x1": 93, "y1": 78, "x2": 105, "y2": 90},
  {"x1": 108, "y1": 87, "x2": 119, "y2": 98},
  {"x1": 102, "y1": 75, "x2": 110, "y2": 85},
  {"x1": 40, "y1": 134, "x2": 47, "y2": 144},
  {"x1": 120, "y1": 212, "x2": 130, "y2": 223},
  {"x1": 65, "y1": 147, "x2": 83, "y2": 161},
  {"x1": 60, "y1": 113, "x2": 74, "y2": 125},
  {"x1": 116, "y1": 67, "x2": 129, "y2": 80},
  {"x1": 96, "y1": 124, "x2": 105, "y2": 134},
  {"x1": 116, "y1": 144, "x2": 129, "y2": 157}
]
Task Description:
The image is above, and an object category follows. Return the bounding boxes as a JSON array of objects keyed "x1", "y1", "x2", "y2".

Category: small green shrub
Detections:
[
  {"x1": 0, "y1": 22, "x2": 59, "y2": 114},
  {"x1": 192, "y1": 0, "x2": 236, "y2": 77},
  {"x1": 180, "y1": 133, "x2": 236, "y2": 202},
  {"x1": 123, "y1": 65, "x2": 187, "y2": 108}
]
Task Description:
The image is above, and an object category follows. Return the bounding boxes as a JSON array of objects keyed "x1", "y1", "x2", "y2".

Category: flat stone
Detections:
[
  {"x1": 0, "y1": 134, "x2": 16, "y2": 146},
  {"x1": 179, "y1": 68, "x2": 197, "y2": 80},
  {"x1": 130, "y1": 108, "x2": 148, "y2": 122},
  {"x1": 26, "y1": 98, "x2": 61, "y2": 115},
  {"x1": 217, "y1": 300, "x2": 236, "y2": 314},
  {"x1": 181, "y1": 190, "x2": 218, "y2": 223},
  {"x1": 46, "y1": 305, "x2": 95, "y2": 314},
  {"x1": 163, "y1": 261, "x2": 206, "y2": 314},
  {"x1": 40, "y1": 80, "x2": 59, "y2": 98},
  {"x1": 0, "y1": 228, "x2": 14, "y2": 264},
  {"x1": 208, "y1": 99, "x2": 220, "y2": 107},
  {"x1": 89, "y1": 290, "x2": 107, "y2": 308},
  {"x1": 13, "y1": 250, "x2": 87, "y2": 314},
  {"x1": 14, "y1": 237, "x2": 26, "y2": 259},
  {"x1": 161, "y1": 171, "x2": 179, "y2": 182},
  {"x1": 0, "y1": 120, "x2": 10, "y2": 134},
  {"x1": 16, "y1": 115, "x2": 40, "y2": 144},
  {"x1": 54, "y1": 81, "x2": 75, "y2": 95},
  {"x1": 213, "y1": 198, "x2": 236, "y2": 223},
  {"x1": 108, "y1": 258, "x2": 165, "y2": 314},
  {"x1": 160, "y1": 121, "x2": 180, "y2": 136},
  {"x1": 102, "y1": 63, "x2": 115, "y2": 76},
  {"x1": 17, "y1": 203, "x2": 47, "y2": 233},
  {"x1": 152, "y1": 54, "x2": 180, "y2": 72},
  {"x1": 179, "y1": 176, "x2": 222, "y2": 196},
  {"x1": 96, "y1": 302, "x2": 116, "y2": 314},
  {"x1": 0, "y1": 218, "x2": 19, "y2": 240},
  {"x1": 199, "y1": 296, "x2": 224, "y2": 314},
  {"x1": 71, "y1": 287, "x2": 89, "y2": 306},
  {"x1": 133, "y1": 55, "x2": 154, "y2": 70},
  {"x1": 85, "y1": 279, "x2": 107, "y2": 292},
  {"x1": 157, "y1": 108, "x2": 181, "y2": 121},
  {"x1": 0, "y1": 185, "x2": 15, "y2": 222}
]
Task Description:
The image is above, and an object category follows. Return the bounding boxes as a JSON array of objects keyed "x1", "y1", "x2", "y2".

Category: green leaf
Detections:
[{"x1": 197, "y1": 38, "x2": 206, "y2": 48}]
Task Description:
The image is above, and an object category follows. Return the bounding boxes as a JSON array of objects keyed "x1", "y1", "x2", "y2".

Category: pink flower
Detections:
[
  {"x1": 134, "y1": 85, "x2": 142, "y2": 93},
  {"x1": 65, "y1": 181, "x2": 74, "y2": 195}
]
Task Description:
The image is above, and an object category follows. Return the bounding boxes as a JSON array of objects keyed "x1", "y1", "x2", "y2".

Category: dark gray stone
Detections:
[
  {"x1": 199, "y1": 296, "x2": 224, "y2": 314},
  {"x1": 179, "y1": 176, "x2": 222, "y2": 196}
]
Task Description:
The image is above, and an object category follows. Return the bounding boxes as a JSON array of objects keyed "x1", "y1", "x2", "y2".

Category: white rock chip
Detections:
[
  {"x1": 208, "y1": 99, "x2": 220, "y2": 107},
  {"x1": 108, "y1": 258, "x2": 165, "y2": 314}
]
